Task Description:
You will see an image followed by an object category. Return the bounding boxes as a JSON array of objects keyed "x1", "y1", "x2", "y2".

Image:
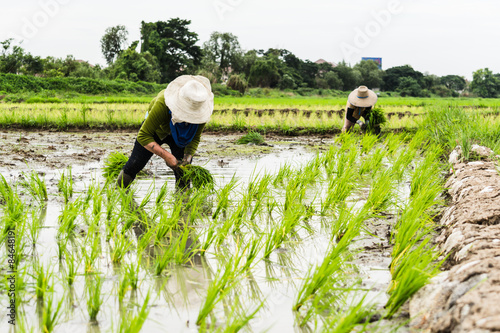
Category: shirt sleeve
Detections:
[
  {"x1": 184, "y1": 123, "x2": 205, "y2": 156},
  {"x1": 137, "y1": 96, "x2": 169, "y2": 147}
]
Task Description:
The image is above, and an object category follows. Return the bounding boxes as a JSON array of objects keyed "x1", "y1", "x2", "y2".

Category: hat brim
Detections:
[
  {"x1": 348, "y1": 88, "x2": 378, "y2": 107},
  {"x1": 164, "y1": 75, "x2": 214, "y2": 124}
]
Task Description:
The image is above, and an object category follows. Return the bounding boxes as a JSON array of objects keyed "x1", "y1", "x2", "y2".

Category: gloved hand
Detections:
[
  {"x1": 356, "y1": 120, "x2": 367, "y2": 132},
  {"x1": 180, "y1": 154, "x2": 192, "y2": 167}
]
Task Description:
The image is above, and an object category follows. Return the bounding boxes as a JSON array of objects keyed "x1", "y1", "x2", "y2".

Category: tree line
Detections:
[{"x1": 2, "y1": 18, "x2": 500, "y2": 98}]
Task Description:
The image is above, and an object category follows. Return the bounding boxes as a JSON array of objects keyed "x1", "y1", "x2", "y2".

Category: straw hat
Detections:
[
  {"x1": 347, "y1": 86, "x2": 378, "y2": 107},
  {"x1": 164, "y1": 75, "x2": 214, "y2": 124}
]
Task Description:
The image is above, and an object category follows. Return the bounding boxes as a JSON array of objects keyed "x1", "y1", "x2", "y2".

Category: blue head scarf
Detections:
[{"x1": 169, "y1": 111, "x2": 199, "y2": 148}]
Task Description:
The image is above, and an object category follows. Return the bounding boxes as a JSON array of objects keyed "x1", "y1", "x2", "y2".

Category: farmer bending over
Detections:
[
  {"x1": 341, "y1": 85, "x2": 379, "y2": 134},
  {"x1": 117, "y1": 75, "x2": 213, "y2": 190}
]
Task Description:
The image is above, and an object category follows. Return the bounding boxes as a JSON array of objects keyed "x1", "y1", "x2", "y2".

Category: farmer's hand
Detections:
[
  {"x1": 164, "y1": 154, "x2": 179, "y2": 170},
  {"x1": 181, "y1": 155, "x2": 193, "y2": 166}
]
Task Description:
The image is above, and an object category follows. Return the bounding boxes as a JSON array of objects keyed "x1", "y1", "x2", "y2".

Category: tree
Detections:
[
  {"x1": 140, "y1": 19, "x2": 202, "y2": 83},
  {"x1": 333, "y1": 61, "x2": 360, "y2": 91},
  {"x1": 397, "y1": 77, "x2": 422, "y2": 97},
  {"x1": 354, "y1": 60, "x2": 383, "y2": 88},
  {"x1": 470, "y1": 68, "x2": 499, "y2": 98},
  {"x1": 382, "y1": 65, "x2": 423, "y2": 91},
  {"x1": 324, "y1": 71, "x2": 343, "y2": 90},
  {"x1": 202, "y1": 32, "x2": 242, "y2": 77},
  {"x1": 108, "y1": 41, "x2": 160, "y2": 82},
  {"x1": 440, "y1": 75, "x2": 467, "y2": 91},
  {"x1": 0, "y1": 39, "x2": 25, "y2": 74},
  {"x1": 100, "y1": 25, "x2": 128, "y2": 65},
  {"x1": 248, "y1": 58, "x2": 280, "y2": 87}
]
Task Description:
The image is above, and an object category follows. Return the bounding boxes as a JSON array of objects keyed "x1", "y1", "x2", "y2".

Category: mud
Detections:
[
  {"x1": 410, "y1": 148, "x2": 500, "y2": 333},
  {"x1": 0, "y1": 129, "x2": 332, "y2": 172}
]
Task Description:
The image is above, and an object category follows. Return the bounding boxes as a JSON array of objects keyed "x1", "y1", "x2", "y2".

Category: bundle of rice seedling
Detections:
[
  {"x1": 367, "y1": 107, "x2": 387, "y2": 132},
  {"x1": 180, "y1": 165, "x2": 214, "y2": 189},
  {"x1": 236, "y1": 131, "x2": 264, "y2": 145},
  {"x1": 103, "y1": 152, "x2": 128, "y2": 180},
  {"x1": 103, "y1": 152, "x2": 149, "y2": 180}
]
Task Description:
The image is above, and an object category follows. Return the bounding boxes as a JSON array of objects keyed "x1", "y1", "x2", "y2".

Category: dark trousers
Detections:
[{"x1": 123, "y1": 134, "x2": 188, "y2": 188}]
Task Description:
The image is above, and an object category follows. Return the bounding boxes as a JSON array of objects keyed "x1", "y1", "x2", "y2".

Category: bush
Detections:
[
  {"x1": 0, "y1": 73, "x2": 164, "y2": 95},
  {"x1": 226, "y1": 74, "x2": 248, "y2": 94}
]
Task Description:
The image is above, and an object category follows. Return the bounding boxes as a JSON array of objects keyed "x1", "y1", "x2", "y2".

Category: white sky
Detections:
[{"x1": 1, "y1": 0, "x2": 499, "y2": 80}]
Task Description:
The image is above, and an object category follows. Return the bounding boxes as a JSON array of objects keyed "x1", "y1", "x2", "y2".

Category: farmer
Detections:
[
  {"x1": 116, "y1": 75, "x2": 213, "y2": 190},
  {"x1": 341, "y1": 85, "x2": 379, "y2": 134}
]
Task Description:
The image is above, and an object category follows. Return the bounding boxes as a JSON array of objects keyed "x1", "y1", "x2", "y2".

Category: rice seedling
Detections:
[
  {"x1": 41, "y1": 290, "x2": 63, "y2": 333},
  {"x1": 82, "y1": 233, "x2": 102, "y2": 273},
  {"x1": 86, "y1": 274, "x2": 104, "y2": 321},
  {"x1": 33, "y1": 262, "x2": 52, "y2": 303},
  {"x1": 64, "y1": 249, "x2": 78, "y2": 286},
  {"x1": 154, "y1": 227, "x2": 197, "y2": 275},
  {"x1": 236, "y1": 131, "x2": 265, "y2": 145},
  {"x1": 19, "y1": 170, "x2": 48, "y2": 205},
  {"x1": 359, "y1": 146, "x2": 386, "y2": 177},
  {"x1": 385, "y1": 239, "x2": 442, "y2": 318},
  {"x1": 118, "y1": 292, "x2": 151, "y2": 333},
  {"x1": 110, "y1": 231, "x2": 133, "y2": 264},
  {"x1": 1, "y1": 175, "x2": 25, "y2": 238},
  {"x1": 57, "y1": 199, "x2": 81, "y2": 236},
  {"x1": 213, "y1": 297, "x2": 264, "y2": 333},
  {"x1": 293, "y1": 207, "x2": 365, "y2": 311},
  {"x1": 367, "y1": 107, "x2": 387, "y2": 133},
  {"x1": 118, "y1": 274, "x2": 130, "y2": 304},
  {"x1": 179, "y1": 165, "x2": 214, "y2": 189},
  {"x1": 57, "y1": 167, "x2": 73, "y2": 204},
  {"x1": 360, "y1": 133, "x2": 379, "y2": 154},
  {"x1": 365, "y1": 169, "x2": 396, "y2": 214},
  {"x1": 321, "y1": 293, "x2": 377, "y2": 333},
  {"x1": 200, "y1": 221, "x2": 218, "y2": 255},
  {"x1": 103, "y1": 152, "x2": 129, "y2": 180},
  {"x1": 27, "y1": 208, "x2": 42, "y2": 246},
  {"x1": 196, "y1": 258, "x2": 240, "y2": 326},
  {"x1": 124, "y1": 260, "x2": 140, "y2": 290}
]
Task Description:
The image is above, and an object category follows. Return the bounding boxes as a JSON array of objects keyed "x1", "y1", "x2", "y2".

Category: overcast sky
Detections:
[{"x1": 1, "y1": 0, "x2": 499, "y2": 80}]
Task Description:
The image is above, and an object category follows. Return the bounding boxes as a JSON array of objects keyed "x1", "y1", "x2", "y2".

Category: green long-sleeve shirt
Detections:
[{"x1": 137, "y1": 90, "x2": 205, "y2": 156}]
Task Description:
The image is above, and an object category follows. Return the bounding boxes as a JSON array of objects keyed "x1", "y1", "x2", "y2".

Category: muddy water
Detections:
[{"x1": 0, "y1": 130, "x2": 402, "y2": 332}]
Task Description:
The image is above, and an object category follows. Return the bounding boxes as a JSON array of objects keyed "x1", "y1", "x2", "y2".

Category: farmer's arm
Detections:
[
  {"x1": 183, "y1": 123, "x2": 206, "y2": 164},
  {"x1": 342, "y1": 103, "x2": 357, "y2": 132},
  {"x1": 137, "y1": 97, "x2": 178, "y2": 168}
]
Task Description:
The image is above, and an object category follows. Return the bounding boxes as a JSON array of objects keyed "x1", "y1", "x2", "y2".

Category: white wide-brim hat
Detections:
[
  {"x1": 164, "y1": 75, "x2": 214, "y2": 124},
  {"x1": 348, "y1": 86, "x2": 378, "y2": 107}
]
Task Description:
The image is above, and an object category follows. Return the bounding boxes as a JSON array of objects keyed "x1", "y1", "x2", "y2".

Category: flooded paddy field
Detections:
[{"x1": 0, "y1": 129, "x2": 441, "y2": 332}]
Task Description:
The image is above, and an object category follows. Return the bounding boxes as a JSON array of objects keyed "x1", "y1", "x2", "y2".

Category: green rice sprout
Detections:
[
  {"x1": 118, "y1": 291, "x2": 151, "y2": 333},
  {"x1": 118, "y1": 274, "x2": 130, "y2": 304},
  {"x1": 65, "y1": 250, "x2": 78, "y2": 286},
  {"x1": 179, "y1": 165, "x2": 214, "y2": 189},
  {"x1": 86, "y1": 274, "x2": 104, "y2": 321},
  {"x1": 196, "y1": 259, "x2": 239, "y2": 326},
  {"x1": 212, "y1": 175, "x2": 239, "y2": 220},
  {"x1": 58, "y1": 167, "x2": 73, "y2": 204},
  {"x1": 110, "y1": 231, "x2": 132, "y2": 263},
  {"x1": 33, "y1": 262, "x2": 52, "y2": 302},
  {"x1": 236, "y1": 131, "x2": 265, "y2": 145},
  {"x1": 20, "y1": 170, "x2": 48, "y2": 205},
  {"x1": 42, "y1": 290, "x2": 63, "y2": 333}
]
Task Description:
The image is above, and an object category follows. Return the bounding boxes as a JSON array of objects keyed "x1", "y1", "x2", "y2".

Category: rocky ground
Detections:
[{"x1": 410, "y1": 145, "x2": 500, "y2": 332}]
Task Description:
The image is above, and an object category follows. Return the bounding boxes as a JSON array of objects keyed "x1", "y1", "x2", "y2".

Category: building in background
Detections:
[{"x1": 361, "y1": 57, "x2": 382, "y2": 69}]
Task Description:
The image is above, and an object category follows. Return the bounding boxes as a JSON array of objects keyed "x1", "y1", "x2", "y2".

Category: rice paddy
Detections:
[
  {"x1": 1, "y1": 98, "x2": 499, "y2": 332},
  {"x1": 0, "y1": 126, "x2": 449, "y2": 332}
]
